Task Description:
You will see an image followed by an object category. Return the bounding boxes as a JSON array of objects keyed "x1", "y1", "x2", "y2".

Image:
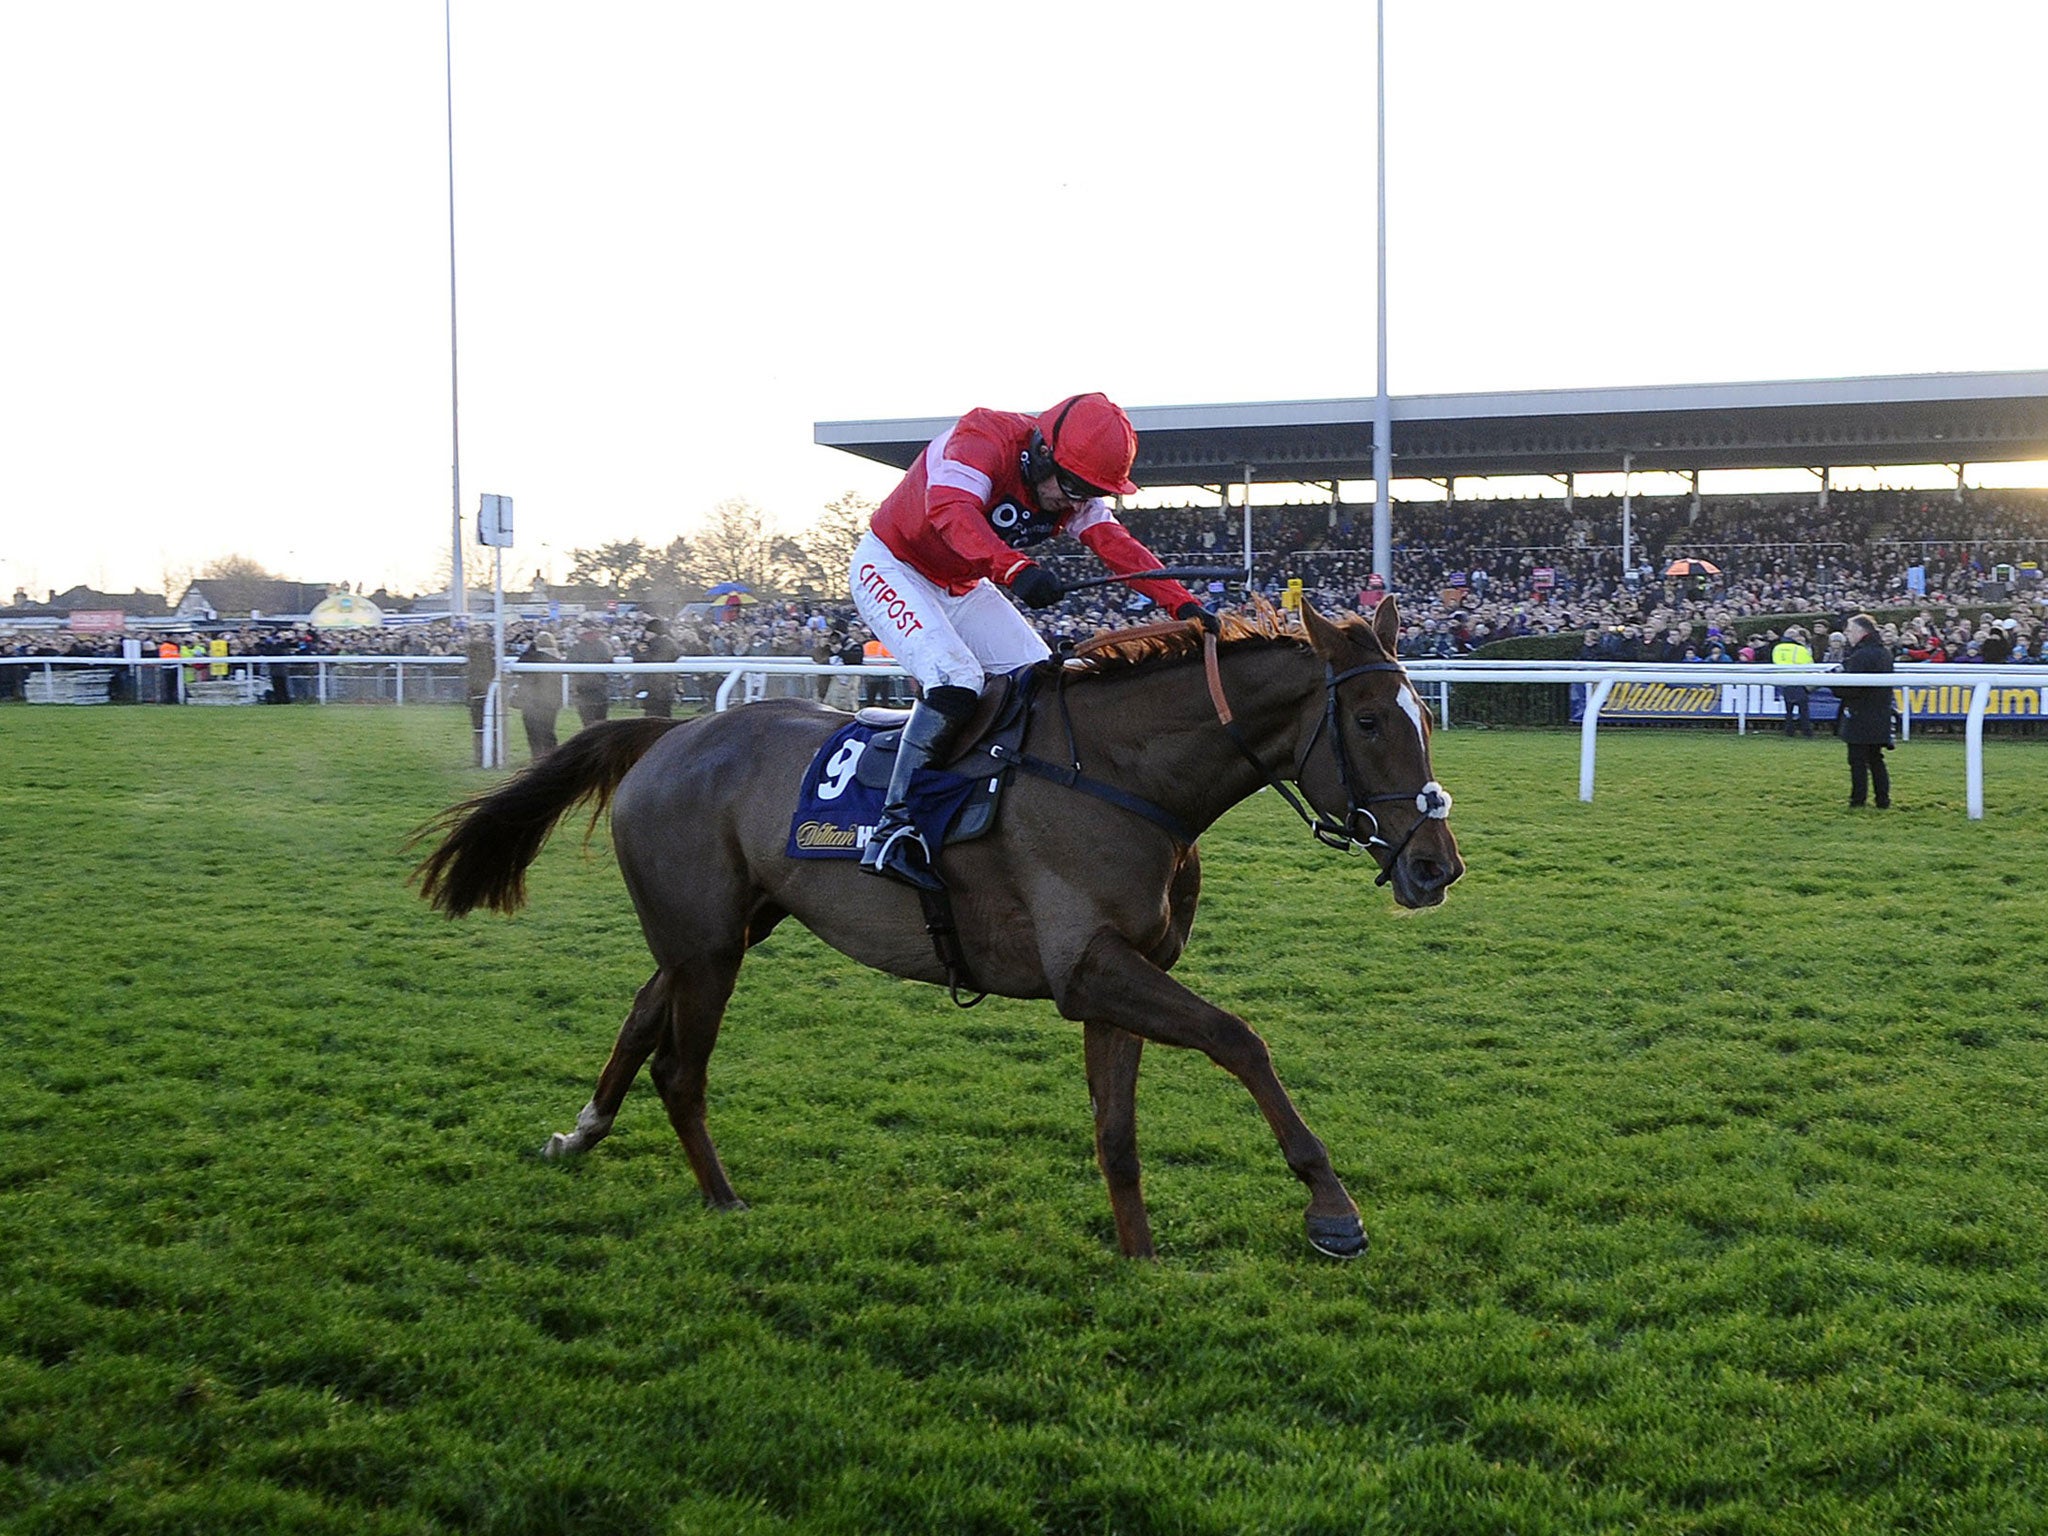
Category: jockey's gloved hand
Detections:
[
  {"x1": 1009, "y1": 564, "x2": 1065, "y2": 609},
  {"x1": 1176, "y1": 601, "x2": 1221, "y2": 635}
]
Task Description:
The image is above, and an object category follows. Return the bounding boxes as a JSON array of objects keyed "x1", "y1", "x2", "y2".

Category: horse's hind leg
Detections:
[
  {"x1": 1084, "y1": 1022, "x2": 1154, "y2": 1259},
  {"x1": 646, "y1": 952, "x2": 747, "y2": 1210},
  {"x1": 542, "y1": 970, "x2": 671, "y2": 1159}
]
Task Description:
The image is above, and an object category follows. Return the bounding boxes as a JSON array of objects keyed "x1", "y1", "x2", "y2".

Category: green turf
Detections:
[{"x1": 2, "y1": 706, "x2": 2044, "y2": 1534}]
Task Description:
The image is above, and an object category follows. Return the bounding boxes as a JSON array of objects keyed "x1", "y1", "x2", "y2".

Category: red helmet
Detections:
[{"x1": 1036, "y1": 393, "x2": 1140, "y2": 497}]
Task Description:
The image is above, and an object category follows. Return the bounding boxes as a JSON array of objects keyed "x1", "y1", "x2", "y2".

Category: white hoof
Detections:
[{"x1": 541, "y1": 1102, "x2": 613, "y2": 1160}]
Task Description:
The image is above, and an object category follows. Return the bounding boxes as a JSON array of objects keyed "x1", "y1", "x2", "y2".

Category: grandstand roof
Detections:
[{"x1": 816, "y1": 369, "x2": 2048, "y2": 487}]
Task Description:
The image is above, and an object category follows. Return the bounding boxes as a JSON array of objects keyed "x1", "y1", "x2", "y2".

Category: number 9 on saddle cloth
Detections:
[{"x1": 786, "y1": 719, "x2": 995, "y2": 863}]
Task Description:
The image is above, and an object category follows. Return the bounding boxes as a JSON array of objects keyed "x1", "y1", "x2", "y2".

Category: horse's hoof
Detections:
[
  {"x1": 705, "y1": 1195, "x2": 749, "y2": 1213},
  {"x1": 540, "y1": 1133, "x2": 577, "y2": 1160},
  {"x1": 1305, "y1": 1212, "x2": 1368, "y2": 1260}
]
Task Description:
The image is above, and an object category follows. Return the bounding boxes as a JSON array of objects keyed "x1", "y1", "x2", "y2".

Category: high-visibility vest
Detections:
[
  {"x1": 1771, "y1": 641, "x2": 1812, "y2": 666},
  {"x1": 862, "y1": 639, "x2": 892, "y2": 666}
]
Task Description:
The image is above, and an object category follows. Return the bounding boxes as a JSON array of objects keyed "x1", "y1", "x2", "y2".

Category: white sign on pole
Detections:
[{"x1": 479, "y1": 493, "x2": 514, "y2": 547}]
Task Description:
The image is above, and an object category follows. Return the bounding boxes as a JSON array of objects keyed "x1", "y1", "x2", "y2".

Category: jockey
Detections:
[{"x1": 849, "y1": 392, "x2": 1207, "y2": 889}]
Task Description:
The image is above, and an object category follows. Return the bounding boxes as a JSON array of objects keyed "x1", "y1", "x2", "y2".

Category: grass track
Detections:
[{"x1": 2, "y1": 707, "x2": 2044, "y2": 1534}]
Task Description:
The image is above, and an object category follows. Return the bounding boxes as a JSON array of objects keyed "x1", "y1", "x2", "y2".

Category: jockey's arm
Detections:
[
  {"x1": 1073, "y1": 510, "x2": 1199, "y2": 614},
  {"x1": 926, "y1": 484, "x2": 1037, "y2": 587}
]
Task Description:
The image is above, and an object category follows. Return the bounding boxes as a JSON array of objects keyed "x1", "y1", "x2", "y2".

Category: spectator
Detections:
[
  {"x1": 1771, "y1": 624, "x2": 1816, "y2": 738},
  {"x1": 1836, "y1": 613, "x2": 1894, "y2": 809},
  {"x1": 512, "y1": 631, "x2": 563, "y2": 758},
  {"x1": 634, "y1": 618, "x2": 679, "y2": 718},
  {"x1": 568, "y1": 623, "x2": 612, "y2": 727}
]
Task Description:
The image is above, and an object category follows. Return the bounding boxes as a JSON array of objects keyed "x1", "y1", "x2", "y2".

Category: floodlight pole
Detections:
[
  {"x1": 1371, "y1": 0, "x2": 1393, "y2": 584},
  {"x1": 1621, "y1": 450, "x2": 1634, "y2": 578},
  {"x1": 491, "y1": 545, "x2": 506, "y2": 766},
  {"x1": 445, "y1": 0, "x2": 466, "y2": 621},
  {"x1": 1242, "y1": 464, "x2": 1254, "y2": 582}
]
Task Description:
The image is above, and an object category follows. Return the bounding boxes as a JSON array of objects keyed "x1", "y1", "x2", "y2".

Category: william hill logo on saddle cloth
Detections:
[{"x1": 787, "y1": 722, "x2": 981, "y2": 861}]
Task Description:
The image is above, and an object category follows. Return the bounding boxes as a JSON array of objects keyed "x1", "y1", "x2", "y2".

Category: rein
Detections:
[{"x1": 1203, "y1": 631, "x2": 1451, "y2": 885}]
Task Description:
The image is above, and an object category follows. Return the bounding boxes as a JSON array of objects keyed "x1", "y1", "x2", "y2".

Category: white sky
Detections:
[{"x1": 3, "y1": 0, "x2": 2044, "y2": 600}]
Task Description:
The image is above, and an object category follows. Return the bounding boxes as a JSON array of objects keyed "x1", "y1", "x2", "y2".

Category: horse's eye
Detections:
[{"x1": 1354, "y1": 712, "x2": 1379, "y2": 735}]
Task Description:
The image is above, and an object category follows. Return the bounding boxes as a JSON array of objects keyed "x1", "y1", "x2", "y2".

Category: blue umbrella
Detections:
[{"x1": 705, "y1": 581, "x2": 752, "y2": 596}]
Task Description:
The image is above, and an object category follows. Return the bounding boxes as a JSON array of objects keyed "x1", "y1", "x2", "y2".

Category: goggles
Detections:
[{"x1": 1053, "y1": 465, "x2": 1110, "y2": 502}]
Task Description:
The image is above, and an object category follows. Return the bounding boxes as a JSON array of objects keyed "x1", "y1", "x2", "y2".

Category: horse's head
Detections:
[{"x1": 1296, "y1": 597, "x2": 1464, "y2": 908}]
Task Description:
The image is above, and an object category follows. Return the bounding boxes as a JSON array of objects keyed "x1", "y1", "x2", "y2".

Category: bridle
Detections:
[{"x1": 1203, "y1": 632, "x2": 1452, "y2": 885}]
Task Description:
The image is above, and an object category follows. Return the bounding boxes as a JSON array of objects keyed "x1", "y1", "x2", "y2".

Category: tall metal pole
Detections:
[
  {"x1": 1241, "y1": 465, "x2": 1254, "y2": 584},
  {"x1": 490, "y1": 544, "x2": 505, "y2": 765},
  {"x1": 445, "y1": 0, "x2": 466, "y2": 620},
  {"x1": 1621, "y1": 450, "x2": 1634, "y2": 579},
  {"x1": 1371, "y1": 0, "x2": 1393, "y2": 584}
]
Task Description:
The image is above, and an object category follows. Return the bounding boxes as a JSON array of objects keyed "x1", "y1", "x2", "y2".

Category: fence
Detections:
[
  {"x1": 1403, "y1": 661, "x2": 2043, "y2": 820},
  {"x1": 0, "y1": 655, "x2": 475, "y2": 706},
  {"x1": 6, "y1": 655, "x2": 2040, "y2": 819}
]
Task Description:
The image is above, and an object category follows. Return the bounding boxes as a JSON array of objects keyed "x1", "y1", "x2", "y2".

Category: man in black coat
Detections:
[
  {"x1": 1836, "y1": 613, "x2": 1895, "y2": 809},
  {"x1": 567, "y1": 623, "x2": 613, "y2": 728},
  {"x1": 633, "y1": 618, "x2": 680, "y2": 718}
]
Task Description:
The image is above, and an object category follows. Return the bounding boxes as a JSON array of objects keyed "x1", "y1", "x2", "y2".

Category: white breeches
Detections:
[{"x1": 849, "y1": 532, "x2": 1050, "y2": 695}]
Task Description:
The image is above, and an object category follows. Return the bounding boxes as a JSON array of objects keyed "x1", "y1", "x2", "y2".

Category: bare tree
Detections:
[
  {"x1": 200, "y1": 553, "x2": 281, "y2": 581},
  {"x1": 766, "y1": 533, "x2": 825, "y2": 598},
  {"x1": 160, "y1": 561, "x2": 194, "y2": 608},
  {"x1": 799, "y1": 491, "x2": 875, "y2": 591},
  {"x1": 565, "y1": 539, "x2": 651, "y2": 600},
  {"x1": 641, "y1": 535, "x2": 696, "y2": 611},
  {"x1": 689, "y1": 499, "x2": 780, "y2": 593},
  {"x1": 428, "y1": 540, "x2": 499, "y2": 598}
]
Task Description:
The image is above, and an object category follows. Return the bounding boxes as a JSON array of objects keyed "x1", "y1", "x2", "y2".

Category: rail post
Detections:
[
  {"x1": 1966, "y1": 681, "x2": 1991, "y2": 819},
  {"x1": 1578, "y1": 678, "x2": 1615, "y2": 802}
]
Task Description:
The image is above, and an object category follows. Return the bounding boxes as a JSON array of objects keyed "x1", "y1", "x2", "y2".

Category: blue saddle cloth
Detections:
[{"x1": 787, "y1": 721, "x2": 982, "y2": 861}]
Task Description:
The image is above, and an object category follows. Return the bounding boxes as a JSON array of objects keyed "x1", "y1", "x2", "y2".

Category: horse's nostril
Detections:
[{"x1": 1408, "y1": 857, "x2": 1449, "y2": 890}]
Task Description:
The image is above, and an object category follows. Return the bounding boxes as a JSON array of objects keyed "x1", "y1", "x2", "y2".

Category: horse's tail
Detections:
[{"x1": 410, "y1": 717, "x2": 686, "y2": 916}]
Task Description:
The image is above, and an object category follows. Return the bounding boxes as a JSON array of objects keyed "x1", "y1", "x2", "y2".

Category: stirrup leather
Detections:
[{"x1": 856, "y1": 692, "x2": 970, "y2": 892}]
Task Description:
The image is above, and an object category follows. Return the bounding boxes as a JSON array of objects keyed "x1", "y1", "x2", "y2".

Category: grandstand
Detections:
[
  {"x1": 817, "y1": 369, "x2": 2048, "y2": 655},
  {"x1": 817, "y1": 370, "x2": 2048, "y2": 488}
]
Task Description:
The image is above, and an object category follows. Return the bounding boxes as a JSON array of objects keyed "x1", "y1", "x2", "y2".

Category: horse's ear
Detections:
[
  {"x1": 1300, "y1": 600, "x2": 1347, "y2": 662},
  {"x1": 1371, "y1": 593, "x2": 1400, "y2": 656}
]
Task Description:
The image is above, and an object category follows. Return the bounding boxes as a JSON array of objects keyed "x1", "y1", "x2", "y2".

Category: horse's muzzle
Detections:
[{"x1": 1387, "y1": 826, "x2": 1463, "y2": 908}]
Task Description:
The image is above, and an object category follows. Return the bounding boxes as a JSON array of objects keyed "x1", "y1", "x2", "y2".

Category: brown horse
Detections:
[{"x1": 413, "y1": 598, "x2": 1462, "y2": 1258}]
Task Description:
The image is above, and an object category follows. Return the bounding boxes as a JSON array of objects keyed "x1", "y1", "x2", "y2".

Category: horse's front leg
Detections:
[
  {"x1": 1083, "y1": 1021, "x2": 1153, "y2": 1259},
  {"x1": 1057, "y1": 931, "x2": 1365, "y2": 1259}
]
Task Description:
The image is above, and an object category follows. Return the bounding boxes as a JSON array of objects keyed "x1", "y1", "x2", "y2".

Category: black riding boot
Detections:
[{"x1": 860, "y1": 687, "x2": 975, "y2": 890}]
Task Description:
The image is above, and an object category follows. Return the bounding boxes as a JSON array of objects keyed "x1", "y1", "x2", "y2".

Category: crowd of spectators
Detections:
[{"x1": 6, "y1": 488, "x2": 2046, "y2": 694}]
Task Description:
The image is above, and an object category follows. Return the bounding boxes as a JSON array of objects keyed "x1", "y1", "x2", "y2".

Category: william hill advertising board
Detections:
[{"x1": 1573, "y1": 681, "x2": 2046, "y2": 722}]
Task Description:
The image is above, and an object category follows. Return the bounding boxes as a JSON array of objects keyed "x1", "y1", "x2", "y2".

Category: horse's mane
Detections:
[{"x1": 1058, "y1": 596, "x2": 1310, "y2": 681}]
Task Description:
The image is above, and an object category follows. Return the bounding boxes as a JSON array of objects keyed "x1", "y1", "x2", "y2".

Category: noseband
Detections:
[{"x1": 1204, "y1": 634, "x2": 1452, "y2": 885}]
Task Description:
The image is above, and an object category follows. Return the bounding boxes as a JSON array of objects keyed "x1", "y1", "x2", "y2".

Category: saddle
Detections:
[{"x1": 786, "y1": 670, "x2": 1037, "y2": 861}]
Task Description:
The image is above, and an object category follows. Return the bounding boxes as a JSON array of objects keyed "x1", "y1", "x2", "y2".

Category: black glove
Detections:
[
  {"x1": 1176, "y1": 601, "x2": 1220, "y2": 635},
  {"x1": 1009, "y1": 564, "x2": 1064, "y2": 609}
]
